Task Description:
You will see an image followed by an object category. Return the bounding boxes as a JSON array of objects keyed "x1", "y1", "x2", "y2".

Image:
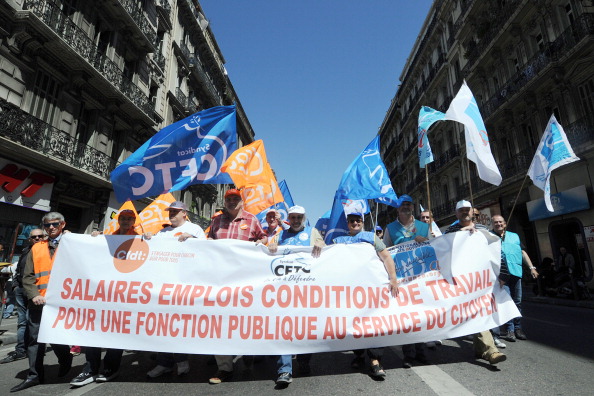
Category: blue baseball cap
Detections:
[
  {"x1": 375, "y1": 225, "x2": 383, "y2": 231},
  {"x1": 347, "y1": 212, "x2": 363, "y2": 218},
  {"x1": 398, "y1": 195, "x2": 413, "y2": 206}
]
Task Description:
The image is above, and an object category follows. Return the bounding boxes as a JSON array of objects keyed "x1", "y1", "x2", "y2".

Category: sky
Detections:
[{"x1": 200, "y1": 0, "x2": 434, "y2": 221}]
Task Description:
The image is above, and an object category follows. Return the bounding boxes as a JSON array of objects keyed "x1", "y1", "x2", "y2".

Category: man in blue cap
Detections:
[
  {"x1": 374, "y1": 225, "x2": 383, "y2": 239},
  {"x1": 383, "y1": 194, "x2": 430, "y2": 368},
  {"x1": 383, "y1": 195, "x2": 429, "y2": 247}
]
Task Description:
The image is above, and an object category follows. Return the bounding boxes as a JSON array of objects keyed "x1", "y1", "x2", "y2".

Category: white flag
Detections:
[
  {"x1": 527, "y1": 114, "x2": 579, "y2": 211},
  {"x1": 445, "y1": 81, "x2": 502, "y2": 186}
]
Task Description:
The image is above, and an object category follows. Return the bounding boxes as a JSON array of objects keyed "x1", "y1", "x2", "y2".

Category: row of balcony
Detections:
[
  {"x1": 0, "y1": 98, "x2": 117, "y2": 181},
  {"x1": 118, "y1": 0, "x2": 157, "y2": 44},
  {"x1": 481, "y1": 12, "x2": 594, "y2": 119},
  {"x1": 174, "y1": 40, "x2": 221, "y2": 105},
  {"x1": 446, "y1": 0, "x2": 476, "y2": 49},
  {"x1": 25, "y1": 0, "x2": 153, "y2": 118}
]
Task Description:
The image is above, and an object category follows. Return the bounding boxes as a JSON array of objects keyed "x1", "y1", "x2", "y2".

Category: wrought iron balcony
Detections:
[
  {"x1": 0, "y1": 98, "x2": 117, "y2": 180},
  {"x1": 189, "y1": 55, "x2": 220, "y2": 103},
  {"x1": 24, "y1": 0, "x2": 153, "y2": 118},
  {"x1": 482, "y1": 12, "x2": 594, "y2": 119},
  {"x1": 118, "y1": 0, "x2": 157, "y2": 44},
  {"x1": 156, "y1": 0, "x2": 171, "y2": 22},
  {"x1": 175, "y1": 87, "x2": 189, "y2": 111},
  {"x1": 428, "y1": 144, "x2": 461, "y2": 173},
  {"x1": 153, "y1": 50, "x2": 166, "y2": 72},
  {"x1": 564, "y1": 116, "x2": 594, "y2": 155}
]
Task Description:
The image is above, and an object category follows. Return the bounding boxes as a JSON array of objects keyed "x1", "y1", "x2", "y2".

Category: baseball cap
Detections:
[
  {"x1": 118, "y1": 209, "x2": 136, "y2": 217},
  {"x1": 224, "y1": 189, "x2": 242, "y2": 198},
  {"x1": 399, "y1": 194, "x2": 413, "y2": 204},
  {"x1": 347, "y1": 212, "x2": 363, "y2": 218},
  {"x1": 375, "y1": 225, "x2": 383, "y2": 231},
  {"x1": 165, "y1": 201, "x2": 188, "y2": 211},
  {"x1": 455, "y1": 200, "x2": 472, "y2": 210},
  {"x1": 288, "y1": 205, "x2": 305, "y2": 215}
]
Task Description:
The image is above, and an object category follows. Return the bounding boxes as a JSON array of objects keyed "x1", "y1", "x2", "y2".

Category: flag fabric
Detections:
[
  {"x1": 343, "y1": 199, "x2": 370, "y2": 215},
  {"x1": 445, "y1": 81, "x2": 502, "y2": 186},
  {"x1": 278, "y1": 180, "x2": 295, "y2": 208},
  {"x1": 137, "y1": 193, "x2": 176, "y2": 234},
  {"x1": 314, "y1": 210, "x2": 332, "y2": 239},
  {"x1": 103, "y1": 201, "x2": 142, "y2": 235},
  {"x1": 418, "y1": 106, "x2": 446, "y2": 168},
  {"x1": 325, "y1": 136, "x2": 398, "y2": 242},
  {"x1": 527, "y1": 114, "x2": 580, "y2": 211},
  {"x1": 110, "y1": 105, "x2": 237, "y2": 202},
  {"x1": 221, "y1": 140, "x2": 284, "y2": 214},
  {"x1": 335, "y1": 136, "x2": 399, "y2": 202}
]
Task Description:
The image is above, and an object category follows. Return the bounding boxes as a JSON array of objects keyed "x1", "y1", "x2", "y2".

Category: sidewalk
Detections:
[{"x1": 1, "y1": 288, "x2": 593, "y2": 347}]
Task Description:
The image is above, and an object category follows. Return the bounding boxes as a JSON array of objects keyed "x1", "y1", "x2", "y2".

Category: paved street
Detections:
[{"x1": 0, "y1": 300, "x2": 592, "y2": 396}]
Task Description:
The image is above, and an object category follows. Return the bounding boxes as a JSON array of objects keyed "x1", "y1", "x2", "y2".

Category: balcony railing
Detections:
[
  {"x1": 153, "y1": 50, "x2": 166, "y2": 72},
  {"x1": 428, "y1": 144, "x2": 461, "y2": 173},
  {"x1": 482, "y1": 12, "x2": 594, "y2": 119},
  {"x1": 0, "y1": 98, "x2": 117, "y2": 180},
  {"x1": 157, "y1": 0, "x2": 171, "y2": 21},
  {"x1": 175, "y1": 87, "x2": 189, "y2": 111},
  {"x1": 189, "y1": 55, "x2": 220, "y2": 103},
  {"x1": 118, "y1": 0, "x2": 156, "y2": 44},
  {"x1": 25, "y1": 0, "x2": 153, "y2": 118}
]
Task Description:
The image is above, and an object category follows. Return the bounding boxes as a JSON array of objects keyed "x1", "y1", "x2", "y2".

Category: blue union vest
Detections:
[
  {"x1": 332, "y1": 231, "x2": 375, "y2": 245},
  {"x1": 386, "y1": 219, "x2": 429, "y2": 245},
  {"x1": 501, "y1": 230, "x2": 523, "y2": 277},
  {"x1": 278, "y1": 226, "x2": 313, "y2": 246}
]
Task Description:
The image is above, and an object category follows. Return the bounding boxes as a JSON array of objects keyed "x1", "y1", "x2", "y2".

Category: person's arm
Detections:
[
  {"x1": 382, "y1": 228, "x2": 393, "y2": 247},
  {"x1": 522, "y1": 250, "x2": 538, "y2": 279},
  {"x1": 310, "y1": 228, "x2": 325, "y2": 258},
  {"x1": 23, "y1": 250, "x2": 44, "y2": 304},
  {"x1": 377, "y1": 249, "x2": 399, "y2": 297}
]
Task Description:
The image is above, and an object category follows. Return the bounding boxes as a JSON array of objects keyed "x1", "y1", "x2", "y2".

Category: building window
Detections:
[
  {"x1": 535, "y1": 33, "x2": 544, "y2": 51},
  {"x1": 522, "y1": 124, "x2": 536, "y2": 148},
  {"x1": 565, "y1": 3, "x2": 574, "y2": 25},
  {"x1": 578, "y1": 79, "x2": 594, "y2": 120},
  {"x1": 30, "y1": 70, "x2": 61, "y2": 125}
]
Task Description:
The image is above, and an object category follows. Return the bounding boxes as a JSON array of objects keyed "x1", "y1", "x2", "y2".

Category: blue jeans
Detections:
[
  {"x1": 503, "y1": 275, "x2": 522, "y2": 332},
  {"x1": 277, "y1": 355, "x2": 292, "y2": 374},
  {"x1": 3, "y1": 280, "x2": 15, "y2": 318},
  {"x1": 14, "y1": 286, "x2": 28, "y2": 355}
]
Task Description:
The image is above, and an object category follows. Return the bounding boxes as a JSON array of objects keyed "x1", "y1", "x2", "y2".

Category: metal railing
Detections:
[
  {"x1": 0, "y1": 98, "x2": 117, "y2": 180},
  {"x1": 25, "y1": 0, "x2": 153, "y2": 118},
  {"x1": 118, "y1": 0, "x2": 156, "y2": 44}
]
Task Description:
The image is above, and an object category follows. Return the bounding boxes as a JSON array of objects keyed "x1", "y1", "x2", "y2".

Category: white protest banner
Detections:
[{"x1": 39, "y1": 231, "x2": 518, "y2": 354}]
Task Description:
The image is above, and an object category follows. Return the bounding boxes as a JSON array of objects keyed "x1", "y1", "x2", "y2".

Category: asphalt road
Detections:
[{"x1": 0, "y1": 301, "x2": 592, "y2": 395}]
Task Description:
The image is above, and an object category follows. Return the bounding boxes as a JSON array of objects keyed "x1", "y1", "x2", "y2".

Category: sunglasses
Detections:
[
  {"x1": 43, "y1": 222, "x2": 61, "y2": 228},
  {"x1": 375, "y1": 230, "x2": 382, "y2": 234},
  {"x1": 30, "y1": 235, "x2": 44, "y2": 239},
  {"x1": 348, "y1": 218, "x2": 363, "y2": 224}
]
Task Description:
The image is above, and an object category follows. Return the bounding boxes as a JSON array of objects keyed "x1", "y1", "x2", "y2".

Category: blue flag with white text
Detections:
[
  {"x1": 110, "y1": 105, "x2": 236, "y2": 202},
  {"x1": 527, "y1": 114, "x2": 579, "y2": 211},
  {"x1": 418, "y1": 106, "x2": 446, "y2": 168},
  {"x1": 325, "y1": 136, "x2": 398, "y2": 242}
]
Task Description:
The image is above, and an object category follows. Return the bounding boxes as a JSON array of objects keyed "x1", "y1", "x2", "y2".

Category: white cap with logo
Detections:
[{"x1": 455, "y1": 200, "x2": 472, "y2": 210}]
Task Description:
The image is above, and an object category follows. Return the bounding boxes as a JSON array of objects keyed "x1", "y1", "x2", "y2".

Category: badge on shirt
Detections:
[
  {"x1": 299, "y1": 233, "x2": 309, "y2": 241},
  {"x1": 240, "y1": 224, "x2": 248, "y2": 230}
]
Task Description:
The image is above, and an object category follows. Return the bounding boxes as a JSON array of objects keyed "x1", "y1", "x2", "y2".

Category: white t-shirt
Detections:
[{"x1": 156, "y1": 221, "x2": 206, "y2": 240}]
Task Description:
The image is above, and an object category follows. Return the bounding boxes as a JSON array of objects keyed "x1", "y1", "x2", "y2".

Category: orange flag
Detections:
[
  {"x1": 103, "y1": 201, "x2": 142, "y2": 235},
  {"x1": 221, "y1": 140, "x2": 283, "y2": 214},
  {"x1": 137, "y1": 193, "x2": 176, "y2": 234}
]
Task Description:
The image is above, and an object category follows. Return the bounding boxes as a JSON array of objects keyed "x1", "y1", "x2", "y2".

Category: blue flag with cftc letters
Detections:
[{"x1": 110, "y1": 105, "x2": 236, "y2": 202}]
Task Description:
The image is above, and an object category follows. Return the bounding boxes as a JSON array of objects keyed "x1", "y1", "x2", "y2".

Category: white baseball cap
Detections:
[
  {"x1": 455, "y1": 200, "x2": 472, "y2": 210},
  {"x1": 288, "y1": 205, "x2": 305, "y2": 215}
]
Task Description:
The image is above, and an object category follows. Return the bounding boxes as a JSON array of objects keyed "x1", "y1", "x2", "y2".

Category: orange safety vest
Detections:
[{"x1": 31, "y1": 240, "x2": 55, "y2": 297}]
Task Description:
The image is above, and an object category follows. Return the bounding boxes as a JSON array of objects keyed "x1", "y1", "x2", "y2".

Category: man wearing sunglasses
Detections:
[
  {"x1": 1, "y1": 229, "x2": 44, "y2": 365},
  {"x1": 332, "y1": 212, "x2": 398, "y2": 379},
  {"x1": 11, "y1": 213, "x2": 72, "y2": 392}
]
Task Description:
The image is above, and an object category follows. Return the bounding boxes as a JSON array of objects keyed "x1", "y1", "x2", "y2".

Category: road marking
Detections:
[{"x1": 413, "y1": 365, "x2": 475, "y2": 396}]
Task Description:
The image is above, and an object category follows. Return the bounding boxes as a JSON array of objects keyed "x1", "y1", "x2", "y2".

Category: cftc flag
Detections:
[
  {"x1": 418, "y1": 106, "x2": 446, "y2": 168},
  {"x1": 446, "y1": 81, "x2": 502, "y2": 186},
  {"x1": 221, "y1": 140, "x2": 284, "y2": 214},
  {"x1": 527, "y1": 114, "x2": 579, "y2": 212},
  {"x1": 110, "y1": 105, "x2": 236, "y2": 202}
]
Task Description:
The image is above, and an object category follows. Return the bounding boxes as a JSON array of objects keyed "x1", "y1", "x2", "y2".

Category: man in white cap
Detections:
[
  {"x1": 267, "y1": 205, "x2": 325, "y2": 385},
  {"x1": 143, "y1": 200, "x2": 206, "y2": 378},
  {"x1": 445, "y1": 200, "x2": 508, "y2": 365},
  {"x1": 332, "y1": 211, "x2": 399, "y2": 378}
]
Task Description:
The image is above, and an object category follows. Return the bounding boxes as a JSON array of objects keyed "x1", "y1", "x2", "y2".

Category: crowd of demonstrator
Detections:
[{"x1": 4, "y1": 190, "x2": 548, "y2": 391}]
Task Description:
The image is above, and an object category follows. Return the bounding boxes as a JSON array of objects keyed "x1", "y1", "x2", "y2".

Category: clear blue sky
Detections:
[{"x1": 200, "y1": 1, "x2": 434, "y2": 221}]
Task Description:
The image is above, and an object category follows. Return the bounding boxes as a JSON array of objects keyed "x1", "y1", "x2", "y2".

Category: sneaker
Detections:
[
  {"x1": 70, "y1": 346, "x2": 81, "y2": 356},
  {"x1": 515, "y1": 329, "x2": 527, "y2": 340},
  {"x1": 209, "y1": 370, "x2": 232, "y2": 384},
  {"x1": 177, "y1": 360, "x2": 190, "y2": 375},
  {"x1": 147, "y1": 365, "x2": 172, "y2": 378},
  {"x1": 95, "y1": 369, "x2": 118, "y2": 383},
  {"x1": 276, "y1": 372, "x2": 292, "y2": 384},
  {"x1": 70, "y1": 371, "x2": 96, "y2": 387},
  {"x1": 501, "y1": 330, "x2": 516, "y2": 342},
  {"x1": 351, "y1": 356, "x2": 365, "y2": 370},
  {"x1": 493, "y1": 337, "x2": 507, "y2": 349},
  {"x1": 0, "y1": 351, "x2": 26, "y2": 364},
  {"x1": 488, "y1": 352, "x2": 507, "y2": 365}
]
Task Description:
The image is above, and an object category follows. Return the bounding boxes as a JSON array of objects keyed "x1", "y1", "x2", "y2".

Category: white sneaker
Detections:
[
  {"x1": 147, "y1": 365, "x2": 172, "y2": 378},
  {"x1": 177, "y1": 360, "x2": 190, "y2": 375},
  {"x1": 493, "y1": 337, "x2": 507, "y2": 349}
]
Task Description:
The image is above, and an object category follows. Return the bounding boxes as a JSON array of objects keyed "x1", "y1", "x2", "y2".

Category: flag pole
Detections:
[
  {"x1": 505, "y1": 173, "x2": 529, "y2": 230},
  {"x1": 374, "y1": 200, "x2": 379, "y2": 230},
  {"x1": 466, "y1": 157, "x2": 474, "y2": 207},
  {"x1": 425, "y1": 166, "x2": 433, "y2": 219}
]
